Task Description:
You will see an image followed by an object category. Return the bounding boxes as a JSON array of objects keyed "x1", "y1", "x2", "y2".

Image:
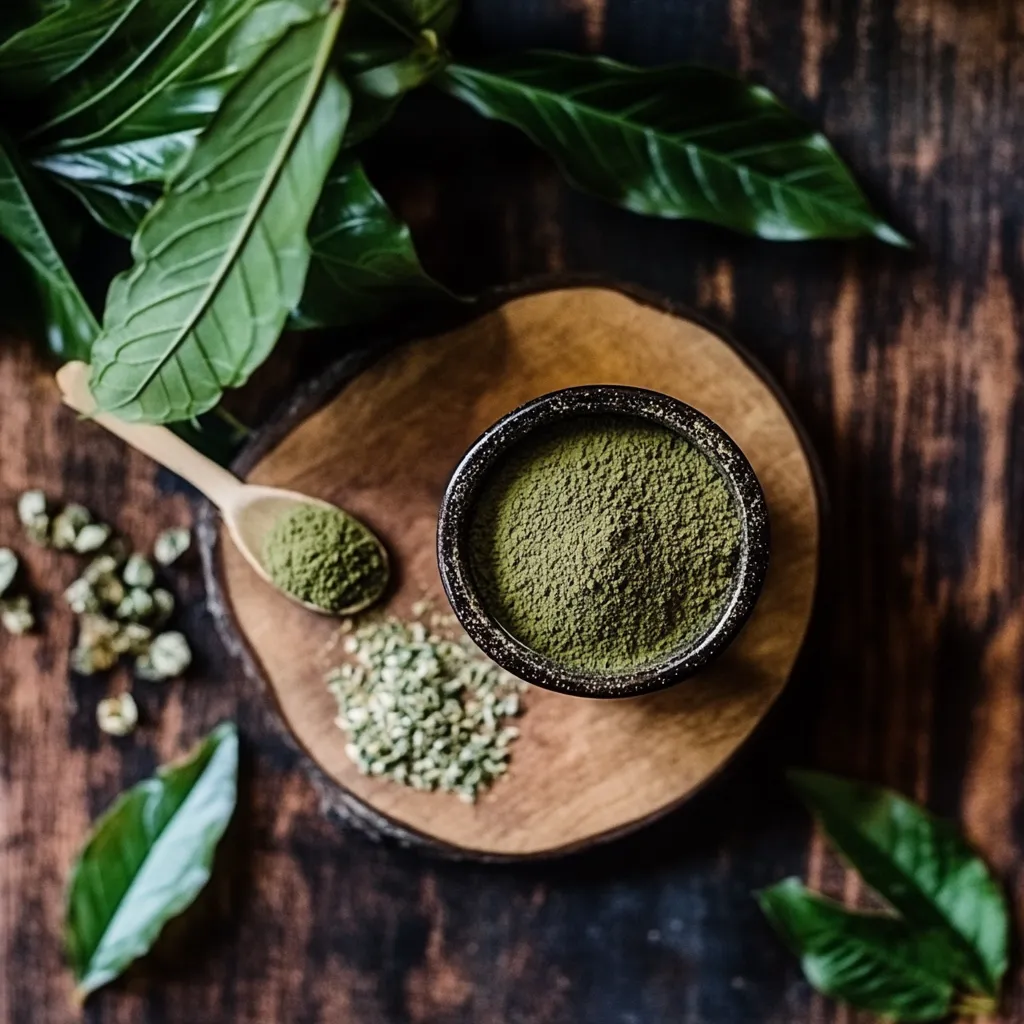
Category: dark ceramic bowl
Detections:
[{"x1": 437, "y1": 385, "x2": 771, "y2": 699}]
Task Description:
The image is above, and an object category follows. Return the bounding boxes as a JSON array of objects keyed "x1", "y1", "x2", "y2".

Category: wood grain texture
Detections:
[
  {"x1": 2, "y1": 0, "x2": 1024, "y2": 1019},
  {"x1": 207, "y1": 286, "x2": 820, "y2": 857}
]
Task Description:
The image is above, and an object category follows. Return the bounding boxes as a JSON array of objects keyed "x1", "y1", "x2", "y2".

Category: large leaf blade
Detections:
[
  {"x1": 28, "y1": 0, "x2": 327, "y2": 187},
  {"x1": 66, "y1": 722, "x2": 239, "y2": 999},
  {"x1": 37, "y1": 133, "x2": 205, "y2": 189},
  {"x1": 758, "y1": 879, "x2": 960, "y2": 1021},
  {"x1": 789, "y1": 771, "x2": 1008, "y2": 996},
  {"x1": 0, "y1": 132, "x2": 98, "y2": 359},
  {"x1": 89, "y1": 10, "x2": 349, "y2": 423},
  {"x1": 440, "y1": 52, "x2": 906, "y2": 245},
  {"x1": 294, "y1": 157, "x2": 454, "y2": 328},
  {"x1": 56, "y1": 177, "x2": 156, "y2": 238},
  {"x1": 0, "y1": 0, "x2": 144, "y2": 93}
]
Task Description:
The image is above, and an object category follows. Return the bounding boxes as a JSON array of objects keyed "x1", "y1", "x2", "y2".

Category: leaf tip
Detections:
[{"x1": 874, "y1": 221, "x2": 913, "y2": 249}]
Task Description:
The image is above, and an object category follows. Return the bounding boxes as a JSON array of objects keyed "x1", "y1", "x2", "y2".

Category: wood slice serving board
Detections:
[{"x1": 203, "y1": 285, "x2": 821, "y2": 860}]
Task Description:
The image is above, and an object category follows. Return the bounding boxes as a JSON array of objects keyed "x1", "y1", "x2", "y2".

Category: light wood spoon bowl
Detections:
[{"x1": 55, "y1": 361, "x2": 389, "y2": 617}]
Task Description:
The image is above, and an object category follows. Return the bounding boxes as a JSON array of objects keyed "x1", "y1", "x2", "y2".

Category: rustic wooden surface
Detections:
[
  {"x1": 210, "y1": 286, "x2": 820, "y2": 858},
  {"x1": 1, "y1": 0, "x2": 1022, "y2": 1019}
]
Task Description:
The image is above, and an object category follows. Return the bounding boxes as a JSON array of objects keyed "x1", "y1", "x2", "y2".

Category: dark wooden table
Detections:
[{"x1": 2, "y1": 0, "x2": 1022, "y2": 1021}]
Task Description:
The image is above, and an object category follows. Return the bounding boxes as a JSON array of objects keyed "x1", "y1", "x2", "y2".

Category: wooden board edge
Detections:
[{"x1": 199, "y1": 275, "x2": 829, "y2": 862}]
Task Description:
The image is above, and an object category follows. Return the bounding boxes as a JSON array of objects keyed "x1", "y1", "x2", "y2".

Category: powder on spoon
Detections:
[
  {"x1": 263, "y1": 504, "x2": 388, "y2": 614},
  {"x1": 467, "y1": 415, "x2": 743, "y2": 674}
]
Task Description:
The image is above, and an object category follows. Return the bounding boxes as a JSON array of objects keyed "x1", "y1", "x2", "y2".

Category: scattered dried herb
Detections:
[
  {"x1": 0, "y1": 547, "x2": 17, "y2": 595},
  {"x1": 758, "y1": 772, "x2": 1008, "y2": 1022},
  {"x1": 328, "y1": 616, "x2": 524, "y2": 802},
  {"x1": 96, "y1": 693, "x2": 139, "y2": 737},
  {"x1": 136, "y1": 632, "x2": 192, "y2": 682},
  {"x1": 1, "y1": 594, "x2": 34, "y2": 634},
  {"x1": 4, "y1": 492, "x2": 194, "y2": 721},
  {"x1": 47, "y1": 510, "x2": 193, "y2": 682},
  {"x1": 0, "y1": 545, "x2": 34, "y2": 634},
  {"x1": 154, "y1": 527, "x2": 190, "y2": 567}
]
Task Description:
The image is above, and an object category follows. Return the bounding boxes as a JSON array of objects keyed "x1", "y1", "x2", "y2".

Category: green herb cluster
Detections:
[
  {"x1": 0, "y1": 0, "x2": 904, "y2": 427},
  {"x1": 469, "y1": 416, "x2": 742, "y2": 673},
  {"x1": 760, "y1": 772, "x2": 1009, "y2": 1022}
]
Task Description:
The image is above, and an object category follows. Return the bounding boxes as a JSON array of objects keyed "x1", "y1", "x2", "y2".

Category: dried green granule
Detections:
[
  {"x1": 328, "y1": 618, "x2": 524, "y2": 803},
  {"x1": 263, "y1": 504, "x2": 388, "y2": 614},
  {"x1": 468, "y1": 415, "x2": 743, "y2": 674}
]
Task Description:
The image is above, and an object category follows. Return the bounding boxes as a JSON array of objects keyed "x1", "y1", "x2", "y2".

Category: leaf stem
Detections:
[
  {"x1": 210, "y1": 406, "x2": 250, "y2": 437},
  {"x1": 357, "y1": 0, "x2": 420, "y2": 43}
]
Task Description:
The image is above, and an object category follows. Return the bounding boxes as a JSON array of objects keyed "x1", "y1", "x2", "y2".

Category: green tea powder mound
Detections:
[
  {"x1": 468, "y1": 415, "x2": 743, "y2": 674},
  {"x1": 263, "y1": 505, "x2": 387, "y2": 614}
]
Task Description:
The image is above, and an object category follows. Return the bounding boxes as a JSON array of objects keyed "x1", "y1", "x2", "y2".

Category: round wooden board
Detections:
[{"x1": 204, "y1": 284, "x2": 821, "y2": 860}]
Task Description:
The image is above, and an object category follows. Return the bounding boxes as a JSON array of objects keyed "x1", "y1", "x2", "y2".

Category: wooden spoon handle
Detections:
[{"x1": 55, "y1": 362, "x2": 244, "y2": 512}]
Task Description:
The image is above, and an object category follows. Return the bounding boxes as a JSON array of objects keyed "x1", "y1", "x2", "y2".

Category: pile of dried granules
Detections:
[
  {"x1": 2, "y1": 490, "x2": 194, "y2": 736},
  {"x1": 327, "y1": 617, "x2": 524, "y2": 803}
]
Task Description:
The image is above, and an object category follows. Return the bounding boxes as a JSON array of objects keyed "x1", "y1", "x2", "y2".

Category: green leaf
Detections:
[
  {"x1": 56, "y1": 177, "x2": 156, "y2": 238},
  {"x1": 758, "y1": 879, "x2": 962, "y2": 1021},
  {"x1": 337, "y1": 0, "x2": 457, "y2": 146},
  {"x1": 25, "y1": 0, "x2": 328, "y2": 187},
  {"x1": 0, "y1": 0, "x2": 141, "y2": 93},
  {"x1": 294, "y1": 157, "x2": 454, "y2": 328},
  {"x1": 439, "y1": 52, "x2": 907, "y2": 245},
  {"x1": 0, "y1": 132, "x2": 98, "y2": 359},
  {"x1": 363, "y1": 0, "x2": 458, "y2": 37},
  {"x1": 789, "y1": 771, "x2": 1008, "y2": 996},
  {"x1": 340, "y1": 0, "x2": 459, "y2": 70},
  {"x1": 65, "y1": 722, "x2": 239, "y2": 1000},
  {"x1": 36, "y1": 133, "x2": 204, "y2": 189},
  {"x1": 0, "y1": 1, "x2": 67, "y2": 40},
  {"x1": 88, "y1": 10, "x2": 349, "y2": 423}
]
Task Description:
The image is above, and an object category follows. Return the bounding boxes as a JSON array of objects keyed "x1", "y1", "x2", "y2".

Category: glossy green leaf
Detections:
[
  {"x1": 368, "y1": 0, "x2": 458, "y2": 36},
  {"x1": 789, "y1": 771, "x2": 1008, "y2": 996},
  {"x1": 340, "y1": 0, "x2": 458, "y2": 71},
  {"x1": 66, "y1": 722, "x2": 238, "y2": 1000},
  {"x1": 758, "y1": 880, "x2": 963, "y2": 1021},
  {"x1": 0, "y1": 132, "x2": 98, "y2": 359},
  {"x1": 0, "y1": 0, "x2": 141, "y2": 93},
  {"x1": 440, "y1": 52, "x2": 907, "y2": 245},
  {"x1": 89, "y1": 10, "x2": 349, "y2": 423},
  {"x1": 294, "y1": 157, "x2": 453, "y2": 328},
  {"x1": 28, "y1": 0, "x2": 327, "y2": 187},
  {"x1": 56, "y1": 177, "x2": 156, "y2": 238},
  {"x1": 337, "y1": 0, "x2": 457, "y2": 146},
  {"x1": 36, "y1": 133, "x2": 204, "y2": 188}
]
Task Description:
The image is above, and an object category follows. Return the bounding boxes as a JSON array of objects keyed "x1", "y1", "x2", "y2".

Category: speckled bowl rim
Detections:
[{"x1": 437, "y1": 385, "x2": 771, "y2": 699}]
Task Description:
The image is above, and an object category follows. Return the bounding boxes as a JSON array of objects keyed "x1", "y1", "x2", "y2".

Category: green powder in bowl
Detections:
[
  {"x1": 263, "y1": 504, "x2": 388, "y2": 614},
  {"x1": 466, "y1": 415, "x2": 743, "y2": 674}
]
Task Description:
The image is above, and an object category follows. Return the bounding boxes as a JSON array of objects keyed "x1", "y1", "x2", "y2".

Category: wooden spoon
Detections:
[{"x1": 55, "y1": 361, "x2": 389, "y2": 617}]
